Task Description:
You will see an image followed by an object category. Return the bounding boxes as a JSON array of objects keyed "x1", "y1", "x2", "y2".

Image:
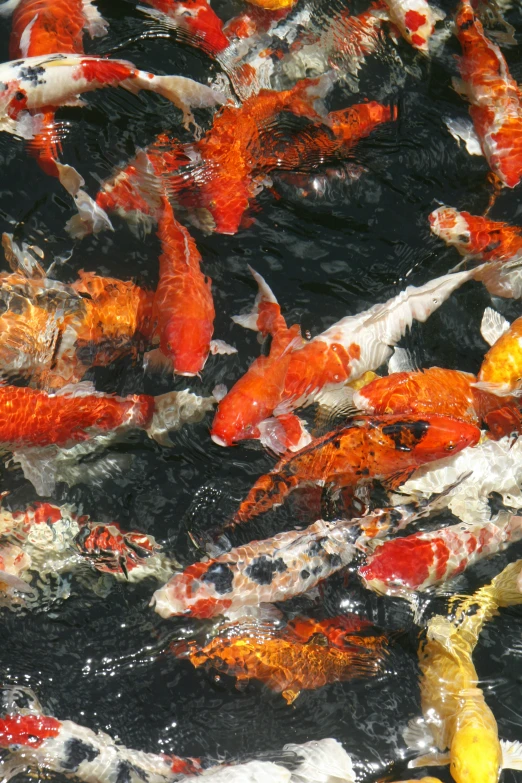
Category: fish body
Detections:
[
  {"x1": 0, "y1": 54, "x2": 225, "y2": 138},
  {"x1": 352, "y1": 367, "x2": 521, "y2": 439},
  {"x1": 9, "y1": 0, "x2": 106, "y2": 58},
  {"x1": 212, "y1": 268, "x2": 478, "y2": 452},
  {"x1": 152, "y1": 516, "x2": 359, "y2": 619},
  {"x1": 454, "y1": 0, "x2": 522, "y2": 188},
  {"x1": 175, "y1": 615, "x2": 387, "y2": 703},
  {"x1": 149, "y1": 199, "x2": 215, "y2": 376},
  {"x1": 383, "y1": 0, "x2": 442, "y2": 51},
  {"x1": 233, "y1": 414, "x2": 480, "y2": 524},
  {"x1": 359, "y1": 511, "x2": 522, "y2": 596},
  {"x1": 140, "y1": 0, "x2": 230, "y2": 56},
  {"x1": 478, "y1": 315, "x2": 522, "y2": 395}
]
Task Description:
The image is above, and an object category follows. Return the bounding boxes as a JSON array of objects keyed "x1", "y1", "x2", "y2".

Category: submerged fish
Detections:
[
  {"x1": 359, "y1": 510, "x2": 522, "y2": 598},
  {"x1": 382, "y1": 0, "x2": 444, "y2": 51},
  {"x1": 352, "y1": 367, "x2": 522, "y2": 440},
  {"x1": 476, "y1": 309, "x2": 522, "y2": 396},
  {"x1": 454, "y1": 0, "x2": 522, "y2": 188},
  {"x1": 429, "y1": 206, "x2": 522, "y2": 298},
  {"x1": 173, "y1": 615, "x2": 388, "y2": 704},
  {"x1": 139, "y1": 0, "x2": 230, "y2": 57},
  {"x1": 232, "y1": 414, "x2": 480, "y2": 525},
  {"x1": 405, "y1": 560, "x2": 522, "y2": 781},
  {"x1": 0, "y1": 53, "x2": 225, "y2": 139}
]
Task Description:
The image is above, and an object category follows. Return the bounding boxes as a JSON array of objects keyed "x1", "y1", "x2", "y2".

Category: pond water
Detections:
[{"x1": 0, "y1": 0, "x2": 522, "y2": 781}]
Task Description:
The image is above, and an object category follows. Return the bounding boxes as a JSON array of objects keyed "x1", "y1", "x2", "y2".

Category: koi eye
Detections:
[
  {"x1": 444, "y1": 441, "x2": 456, "y2": 451},
  {"x1": 14, "y1": 91, "x2": 25, "y2": 102}
]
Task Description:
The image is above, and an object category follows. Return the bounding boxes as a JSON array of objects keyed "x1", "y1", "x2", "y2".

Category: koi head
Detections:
[
  {"x1": 455, "y1": 0, "x2": 478, "y2": 46},
  {"x1": 429, "y1": 207, "x2": 470, "y2": 251},
  {"x1": 210, "y1": 389, "x2": 262, "y2": 446},
  {"x1": 450, "y1": 722, "x2": 502, "y2": 783},
  {"x1": 397, "y1": 7, "x2": 437, "y2": 52},
  {"x1": 160, "y1": 320, "x2": 213, "y2": 377},
  {"x1": 75, "y1": 524, "x2": 159, "y2": 577},
  {"x1": 381, "y1": 414, "x2": 480, "y2": 463},
  {"x1": 0, "y1": 714, "x2": 60, "y2": 748}
]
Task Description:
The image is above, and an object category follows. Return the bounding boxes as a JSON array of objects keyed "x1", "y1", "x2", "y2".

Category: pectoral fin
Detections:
[{"x1": 501, "y1": 739, "x2": 522, "y2": 770}]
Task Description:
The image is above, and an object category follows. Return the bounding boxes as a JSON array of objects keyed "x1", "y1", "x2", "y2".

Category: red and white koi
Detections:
[
  {"x1": 211, "y1": 266, "x2": 484, "y2": 452},
  {"x1": 453, "y1": 0, "x2": 522, "y2": 188},
  {"x1": 359, "y1": 510, "x2": 522, "y2": 598},
  {"x1": 138, "y1": 0, "x2": 230, "y2": 57},
  {"x1": 0, "y1": 53, "x2": 225, "y2": 139},
  {"x1": 382, "y1": 0, "x2": 444, "y2": 52}
]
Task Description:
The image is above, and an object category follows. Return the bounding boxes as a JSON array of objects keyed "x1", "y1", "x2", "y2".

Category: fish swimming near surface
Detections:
[
  {"x1": 172, "y1": 614, "x2": 388, "y2": 704},
  {"x1": 152, "y1": 490, "x2": 475, "y2": 621},
  {"x1": 138, "y1": 0, "x2": 230, "y2": 57},
  {"x1": 359, "y1": 510, "x2": 522, "y2": 598},
  {"x1": 453, "y1": 0, "x2": 522, "y2": 188},
  {"x1": 77, "y1": 78, "x2": 395, "y2": 237},
  {"x1": 404, "y1": 559, "x2": 522, "y2": 782},
  {"x1": 231, "y1": 414, "x2": 480, "y2": 525},
  {"x1": 211, "y1": 267, "x2": 490, "y2": 454},
  {"x1": 429, "y1": 206, "x2": 522, "y2": 298},
  {"x1": 352, "y1": 367, "x2": 522, "y2": 440},
  {"x1": 0, "y1": 687, "x2": 356, "y2": 782},
  {"x1": 382, "y1": 0, "x2": 444, "y2": 51},
  {"x1": 146, "y1": 198, "x2": 235, "y2": 376},
  {"x1": 475, "y1": 308, "x2": 522, "y2": 396}
]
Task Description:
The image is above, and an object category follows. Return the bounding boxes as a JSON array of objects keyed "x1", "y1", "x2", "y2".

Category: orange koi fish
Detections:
[
  {"x1": 83, "y1": 79, "x2": 395, "y2": 236},
  {"x1": 233, "y1": 414, "x2": 480, "y2": 525},
  {"x1": 211, "y1": 267, "x2": 482, "y2": 453},
  {"x1": 139, "y1": 0, "x2": 229, "y2": 56},
  {"x1": 352, "y1": 367, "x2": 522, "y2": 440},
  {"x1": 454, "y1": 0, "x2": 522, "y2": 188},
  {"x1": 146, "y1": 199, "x2": 233, "y2": 376},
  {"x1": 476, "y1": 308, "x2": 522, "y2": 396},
  {"x1": 429, "y1": 206, "x2": 522, "y2": 298},
  {"x1": 383, "y1": 0, "x2": 444, "y2": 52},
  {"x1": 173, "y1": 615, "x2": 388, "y2": 704}
]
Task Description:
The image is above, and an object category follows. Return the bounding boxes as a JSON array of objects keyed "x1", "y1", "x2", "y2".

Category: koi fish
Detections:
[
  {"x1": 476, "y1": 308, "x2": 522, "y2": 396},
  {"x1": 399, "y1": 432, "x2": 522, "y2": 524},
  {"x1": 382, "y1": 0, "x2": 444, "y2": 52},
  {"x1": 453, "y1": 0, "x2": 522, "y2": 188},
  {"x1": 138, "y1": 0, "x2": 229, "y2": 57},
  {"x1": 0, "y1": 53, "x2": 225, "y2": 140},
  {"x1": 80, "y1": 78, "x2": 395, "y2": 237},
  {"x1": 173, "y1": 615, "x2": 388, "y2": 704},
  {"x1": 146, "y1": 199, "x2": 234, "y2": 376},
  {"x1": 232, "y1": 414, "x2": 480, "y2": 525},
  {"x1": 211, "y1": 267, "x2": 485, "y2": 453},
  {"x1": 429, "y1": 206, "x2": 522, "y2": 298},
  {"x1": 359, "y1": 510, "x2": 522, "y2": 598},
  {"x1": 352, "y1": 367, "x2": 522, "y2": 440},
  {"x1": 404, "y1": 560, "x2": 522, "y2": 781},
  {"x1": 0, "y1": 687, "x2": 355, "y2": 783},
  {"x1": 152, "y1": 490, "x2": 475, "y2": 621}
]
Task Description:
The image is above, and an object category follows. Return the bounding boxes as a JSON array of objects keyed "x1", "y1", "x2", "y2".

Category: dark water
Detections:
[{"x1": 1, "y1": 0, "x2": 522, "y2": 781}]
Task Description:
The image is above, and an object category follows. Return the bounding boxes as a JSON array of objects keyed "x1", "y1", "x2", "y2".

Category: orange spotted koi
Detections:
[
  {"x1": 454, "y1": 0, "x2": 522, "y2": 188},
  {"x1": 173, "y1": 614, "x2": 388, "y2": 704},
  {"x1": 232, "y1": 414, "x2": 480, "y2": 525}
]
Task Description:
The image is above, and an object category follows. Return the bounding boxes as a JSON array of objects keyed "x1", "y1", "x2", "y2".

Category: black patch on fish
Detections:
[
  {"x1": 312, "y1": 565, "x2": 323, "y2": 576},
  {"x1": 245, "y1": 556, "x2": 287, "y2": 585},
  {"x1": 307, "y1": 538, "x2": 326, "y2": 557},
  {"x1": 300, "y1": 569, "x2": 311, "y2": 580},
  {"x1": 459, "y1": 18, "x2": 473, "y2": 31},
  {"x1": 382, "y1": 420, "x2": 429, "y2": 451},
  {"x1": 327, "y1": 554, "x2": 342, "y2": 567},
  {"x1": 17, "y1": 64, "x2": 46, "y2": 85},
  {"x1": 201, "y1": 562, "x2": 234, "y2": 594},
  {"x1": 61, "y1": 739, "x2": 99, "y2": 770},
  {"x1": 116, "y1": 761, "x2": 148, "y2": 783}
]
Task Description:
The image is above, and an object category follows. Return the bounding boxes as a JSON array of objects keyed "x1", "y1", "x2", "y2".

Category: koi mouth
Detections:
[{"x1": 210, "y1": 433, "x2": 228, "y2": 447}]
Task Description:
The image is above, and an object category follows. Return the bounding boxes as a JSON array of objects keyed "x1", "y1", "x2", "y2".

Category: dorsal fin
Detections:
[{"x1": 480, "y1": 307, "x2": 510, "y2": 347}]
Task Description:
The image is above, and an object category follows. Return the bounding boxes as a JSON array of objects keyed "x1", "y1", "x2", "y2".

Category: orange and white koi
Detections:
[
  {"x1": 211, "y1": 267, "x2": 483, "y2": 453},
  {"x1": 147, "y1": 199, "x2": 234, "y2": 376},
  {"x1": 382, "y1": 0, "x2": 444, "y2": 52},
  {"x1": 476, "y1": 308, "x2": 522, "y2": 396},
  {"x1": 232, "y1": 414, "x2": 480, "y2": 525},
  {"x1": 173, "y1": 615, "x2": 388, "y2": 704},
  {"x1": 359, "y1": 511, "x2": 522, "y2": 598},
  {"x1": 454, "y1": 0, "x2": 522, "y2": 188},
  {"x1": 0, "y1": 53, "x2": 225, "y2": 140}
]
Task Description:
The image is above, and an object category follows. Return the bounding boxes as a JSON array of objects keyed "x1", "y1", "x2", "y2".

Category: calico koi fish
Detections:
[
  {"x1": 429, "y1": 206, "x2": 522, "y2": 298},
  {"x1": 382, "y1": 0, "x2": 444, "y2": 52},
  {"x1": 146, "y1": 198, "x2": 233, "y2": 376},
  {"x1": 0, "y1": 53, "x2": 225, "y2": 139},
  {"x1": 454, "y1": 0, "x2": 522, "y2": 188},
  {"x1": 211, "y1": 267, "x2": 485, "y2": 453},
  {"x1": 152, "y1": 497, "x2": 473, "y2": 624},
  {"x1": 476, "y1": 308, "x2": 522, "y2": 396},
  {"x1": 352, "y1": 367, "x2": 522, "y2": 440},
  {"x1": 359, "y1": 510, "x2": 522, "y2": 598},
  {"x1": 232, "y1": 415, "x2": 479, "y2": 526},
  {"x1": 404, "y1": 560, "x2": 522, "y2": 782},
  {"x1": 173, "y1": 615, "x2": 388, "y2": 704},
  {"x1": 82, "y1": 78, "x2": 395, "y2": 237}
]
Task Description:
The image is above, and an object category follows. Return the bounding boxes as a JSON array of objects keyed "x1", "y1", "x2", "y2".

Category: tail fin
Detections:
[
  {"x1": 232, "y1": 469, "x2": 299, "y2": 525},
  {"x1": 66, "y1": 189, "x2": 114, "y2": 239},
  {"x1": 284, "y1": 738, "x2": 356, "y2": 783},
  {"x1": 232, "y1": 266, "x2": 282, "y2": 334}
]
